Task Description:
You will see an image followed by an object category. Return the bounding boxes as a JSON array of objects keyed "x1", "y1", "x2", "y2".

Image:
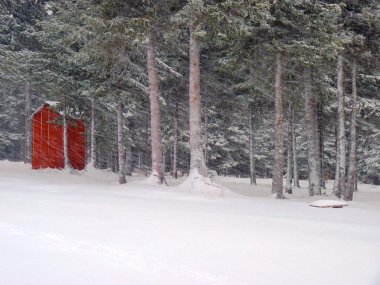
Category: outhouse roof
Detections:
[{"x1": 31, "y1": 101, "x2": 62, "y2": 118}]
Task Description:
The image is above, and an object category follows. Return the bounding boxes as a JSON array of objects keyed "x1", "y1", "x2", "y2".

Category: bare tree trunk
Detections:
[
  {"x1": 271, "y1": 52, "x2": 284, "y2": 199},
  {"x1": 89, "y1": 97, "x2": 96, "y2": 168},
  {"x1": 173, "y1": 102, "x2": 178, "y2": 179},
  {"x1": 107, "y1": 150, "x2": 113, "y2": 171},
  {"x1": 125, "y1": 144, "x2": 133, "y2": 176},
  {"x1": 117, "y1": 100, "x2": 126, "y2": 184},
  {"x1": 162, "y1": 148, "x2": 167, "y2": 174},
  {"x1": 346, "y1": 59, "x2": 357, "y2": 201},
  {"x1": 286, "y1": 102, "x2": 293, "y2": 194},
  {"x1": 304, "y1": 68, "x2": 321, "y2": 196},
  {"x1": 138, "y1": 152, "x2": 142, "y2": 170},
  {"x1": 24, "y1": 81, "x2": 32, "y2": 164},
  {"x1": 334, "y1": 54, "x2": 346, "y2": 198},
  {"x1": 292, "y1": 104, "x2": 300, "y2": 188},
  {"x1": 249, "y1": 103, "x2": 257, "y2": 185},
  {"x1": 148, "y1": 29, "x2": 164, "y2": 184},
  {"x1": 204, "y1": 96, "x2": 209, "y2": 168},
  {"x1": 333, "y1": 122, "x2": 340, "y2": 195},
  {"x1": 318, "y1": 103, "x2": 326, "y2": 189},
  {"x1": 314, "y1": 99, "x2": 322, "y2": 192},
  {"x1": 63, "y1": 95, "x2": 71, "y2": 170},
  {"x1": 189, "y1": 23, "x2": 207, "y2": 176},
  {"x1": 125, "y1": 117, "x2": 134, "y2": 176}
]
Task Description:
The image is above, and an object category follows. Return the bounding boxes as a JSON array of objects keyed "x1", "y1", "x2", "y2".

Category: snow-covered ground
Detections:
[{"x1": 0, "y1": 161, "x2": 380, "y2": 285}]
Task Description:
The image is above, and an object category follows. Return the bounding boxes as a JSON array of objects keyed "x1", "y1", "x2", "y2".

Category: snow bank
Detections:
[{"x1": 310, "y1": 199, "x2": 348, "y2": 208}]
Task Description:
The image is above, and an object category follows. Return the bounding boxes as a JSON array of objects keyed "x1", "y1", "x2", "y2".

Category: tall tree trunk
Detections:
[
  {"x1": 304, "y1": 68, "x2": 321, "y2": 196},
  {"x1": 249, "y1": 103, "x2": 257, "y2": 185},
  {"x1": 285, "y1": 102, "x2": 293, "y2": 194},
  {"x1": 148, "y1": 29, "x2": 164, "y2": 184},
  {"x1": 315, "y1": 106, "x2": 322, "y2": 191},
  {"x1": 173, "y1": 101, "x2": 178, "y2": 179},
  {"x1": 346, "y1": 59, "x2": 357, "y2": 201},
  {"x1": 63, "y1": 95, "x2": 71, "y2": 170},
  {"x1": 204, "y1": 96, "x2": 209, "y2": 167},
  {"x1": 292, "y1": 104, "x2": 300, "y2": 188},
  {"x1": 315, "y1": 103, "x2": 321, "y2": 193},
  {"x1": 189, "y1": 23, "x2": 207, "y2": 176},
  {"x1": 333, "y1": 122, "x2": 340, "y2": 194},
  {"x1": 125, "y1": 117, "x2": 134, "y2": 176},
  {"x1": 138, "y1": 152, "x2": 142, "y2": 170},
  {"x1": 162, "y1": 148, "x2": 167, "y2": 174},
  {"x1": 117, "y1": 100, "x2": 126, "y2": 184},
  {"x1": 107, "y1": 152, "x2": 112, "y2": 171},
  {"x1": 318, "y1": 103, "x2": 326, "y2": 189},
  {"x1": 271, "y1": 52, "x2": 284, "y2": 199},
  {"x1": 89, "y1": 97, "x2": 96, "y2": 168},
  {"x1": 334, "y1": 54, "x2": 346, "y2": 198},
  {"x1": 24, "y1": 81, "x2": 32, "y2": 163},
  {"x1": 125, "y1": 143, "x2": 133, "y2": 176}
]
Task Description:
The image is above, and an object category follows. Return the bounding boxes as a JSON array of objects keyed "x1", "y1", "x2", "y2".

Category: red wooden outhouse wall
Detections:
[{"x1": 32, "y1": 103, "x2": 86, "y2": 170}]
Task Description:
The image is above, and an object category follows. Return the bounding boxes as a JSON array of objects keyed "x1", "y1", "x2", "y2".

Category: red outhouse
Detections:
[{"x1": 32, "y1": 101, "x2": 86, "y2": 170}]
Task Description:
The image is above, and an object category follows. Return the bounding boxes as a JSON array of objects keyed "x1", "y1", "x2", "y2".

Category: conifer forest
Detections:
[{"x1": 1, "y1": 0, "x2": 380, "y2": 200}]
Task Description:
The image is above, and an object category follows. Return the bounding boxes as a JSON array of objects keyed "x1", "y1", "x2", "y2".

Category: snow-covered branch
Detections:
[{"x1": 156, "y1": 58, "x2": 183, "y2": 78}]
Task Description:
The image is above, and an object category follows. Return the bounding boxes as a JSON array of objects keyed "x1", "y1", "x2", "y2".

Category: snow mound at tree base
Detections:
[
  {"x1": 146, "y1": 171, "x2": 167, "y2": 186},
  {"x1": 310, "y1": 200, "x2": 348, "y2": 208},
  {"x1": 85, "y1": 163, "x2": 97, "y2": 173},
  {"x1": 178, "y1": 169, "x2": 225, "y2": 198}
]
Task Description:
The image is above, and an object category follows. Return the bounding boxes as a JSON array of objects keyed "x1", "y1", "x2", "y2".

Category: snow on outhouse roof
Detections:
[
  {"x1": 31, "y1": 101, "x2": 61, "y2": 117},
  {"x1": 44, "y1": 101, "x2": 60, "y2": 107}
]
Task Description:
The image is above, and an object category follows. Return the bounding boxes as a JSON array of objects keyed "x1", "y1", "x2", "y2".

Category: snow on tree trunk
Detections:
[
  {"x1": 292, "y1": 103, "x2": 300, "y2": 188},
  {"x1": 189, "y1": 23, "x2": 207, "y2": 177},
  {"x1": 89, "y1": 96, "x2": 96, "y2": 168},
  {"x1": 24, "y1": 81, "x2": 32, "y2": 164},
  {"x1": 173, "y1": 102, "x2": 178, "y2": 179},
  {"x1": 286, "y1": 102, "x2": 293, "y2": 194},
  {"x1": 147, "y1": 29, "x2": 164, "y2": 185},
  {"x1": 334, "y1": 54, "x2": 346, "y2": 198},
  {"x1": 346, "y1": 59, "x2": 357, "y2": 201},
  {"x1": 304, "y1": 68, "x2": 321, "y2": 196},
  {"x1": 117, "y1": 100, "x2": 126, "y2": 184},
  {"x1": 271, "y1": 52, "x2": 284, "y2": 199},
  {"x1": 249, "y1": 103, "x2": 256, "y2": 185}
]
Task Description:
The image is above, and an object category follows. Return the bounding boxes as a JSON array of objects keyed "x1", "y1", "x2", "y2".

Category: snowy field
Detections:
[{"x1": 0, "y1": 161, "x2": 380, "y2": 285}]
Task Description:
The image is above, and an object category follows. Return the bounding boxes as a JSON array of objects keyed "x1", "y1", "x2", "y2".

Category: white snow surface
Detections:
[{"x1": 1, "y1": 161, "x2": 380, "y2": 285}]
